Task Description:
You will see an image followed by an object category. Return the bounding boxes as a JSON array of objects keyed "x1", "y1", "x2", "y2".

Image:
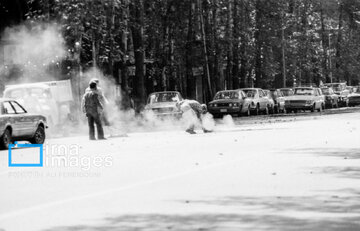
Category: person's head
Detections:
[
  {"x1": 201, "y1": 104, "x2": 207, "y2": 114},
  {"x1": 91, "y1": 78, "x2": 100, "y2": 85},
  {"x1": 89, "y1": 81, "x2": 97, "y2": 90}
]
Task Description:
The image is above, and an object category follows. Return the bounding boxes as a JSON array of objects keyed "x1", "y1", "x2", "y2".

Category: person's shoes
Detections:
[
  {"x1": 89, "y1": 137, "x2": 96, "y2": 140},
  {"x1": 98, "y1": 137, "x2": 107, "y2": 140},
  {"x1": 186, "y1": 129, "x2": 196, "y2": 134},
  {"x1": 203, "y1": 129, "x2": 212, "y2": 133}
]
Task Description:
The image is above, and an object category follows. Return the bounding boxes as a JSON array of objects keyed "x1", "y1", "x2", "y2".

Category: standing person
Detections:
[
  {"x1": 81, "y1": 81, "x2": 106, "y2": 140},
  {"x1": 85, "y1": 78, "x2": 110, "y2": 126},
  {"x1": 177, "y1": 99, "x2": 212, "y2": 134}
]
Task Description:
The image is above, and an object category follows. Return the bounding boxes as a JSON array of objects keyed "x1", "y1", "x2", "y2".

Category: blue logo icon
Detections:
[{"x1": 8, "y1": 142, "x2": 43, "y2": 167}]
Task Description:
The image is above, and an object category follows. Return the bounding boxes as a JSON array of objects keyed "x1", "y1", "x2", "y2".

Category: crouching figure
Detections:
[{"x1": 176, "y1": 99, "x2": 213, "y2": 134}]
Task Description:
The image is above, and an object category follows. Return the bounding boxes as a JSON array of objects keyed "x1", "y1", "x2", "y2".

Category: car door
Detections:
[
  {"x1": 2, "y1": 101, "x2": 25, "y2": 137},
  {"x1": 10, "y1": 101, "x2": 35, "y2": 137}
]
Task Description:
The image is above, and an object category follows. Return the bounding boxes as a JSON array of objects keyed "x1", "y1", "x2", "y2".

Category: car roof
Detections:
[
  {"x1": 240, "y1": 88, "x2": 261, "y2": 90},
  {"x1": 294, "y1": 87, "x2": 314, "y2": 89},
  {"x1": 5, "y1": 83, "x2": 49, "y2": 91},
  {"x1": 216, "y1": 90, "x2": 240, "y2": 93},
  {"x1": 149, "y1": 91, "x2": 181, "y2": 94},
  {"x1": 0, "y1": 98, "x2": 18, "y2": 102}
]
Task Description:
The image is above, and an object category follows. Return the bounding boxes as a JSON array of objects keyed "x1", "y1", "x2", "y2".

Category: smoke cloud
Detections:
[{"x1": 1, "y1": 22, "x2": 66, "y2": 83}]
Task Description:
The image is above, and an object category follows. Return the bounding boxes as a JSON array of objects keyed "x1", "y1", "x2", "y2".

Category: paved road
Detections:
[{"x1": 0, "y1": 111, "x2": 360, "y2": 231}]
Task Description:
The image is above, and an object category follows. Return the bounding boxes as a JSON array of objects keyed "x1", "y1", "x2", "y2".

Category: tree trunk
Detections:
[
  {"x1": 254, "y1": 0, "x2": 262, "y2": 87},
  {"x1": 185, "y1": 2, "x2": 196, "y2": 99},
  {"x1": 232, "y1": 0, "x2": 240, "y2": 89},
  {"x1": 335, "y1": 2, "x2": 343, "y2": 82},
  {"x1": 130, "y1": 0, "x2": 146, "y2": 111},
  {"x1": 198, "y1": 0, "x2": 212, "y2": 100},
  {"x1": 225, "y1": 0, "x2": 233, "y2": 90}
]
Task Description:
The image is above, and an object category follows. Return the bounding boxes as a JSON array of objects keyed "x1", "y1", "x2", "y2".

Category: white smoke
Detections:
[{"x1": 1, "y1": 22, "x2": 66, "y2": 82}]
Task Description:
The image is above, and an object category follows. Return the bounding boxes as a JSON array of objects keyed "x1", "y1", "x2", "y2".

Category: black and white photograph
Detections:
[{"x1": 1, "y1": 0, "x2": 360, "y2": 230}]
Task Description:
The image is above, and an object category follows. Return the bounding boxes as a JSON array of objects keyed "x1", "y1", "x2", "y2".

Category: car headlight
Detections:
[
  {"x1": 229, "y1": 103, "x2": 233, "y2": 107},
  {"x1": 214, "y1": 104, "x2": 217, "y2": 107}
]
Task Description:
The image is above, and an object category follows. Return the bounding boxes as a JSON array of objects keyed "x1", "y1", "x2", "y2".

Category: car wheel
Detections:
[
  {"x1": 244, "y1": 106, "x2": 251, "y2": 116},
  {"x1": 318, "y1": 105, "x2": 322, "y2": 112},
  {"x1": 269, "y1": 105, "x2": 274, "y2": 114},
  {"x1": 30, "y1": 126, "x2": 46, "y2": 144},
  {"x1": 252, "y1": 105, "x2": 259, "y2": 116},
  {"x1": 0, "y1": 128, "x2": 12, "y2": 150},
  {"x1": 311, "y1": 104, "x2": 315, "y2": 112},
  {"x1": 264, "y1": 106, "x2": 269, "y2": 115}
]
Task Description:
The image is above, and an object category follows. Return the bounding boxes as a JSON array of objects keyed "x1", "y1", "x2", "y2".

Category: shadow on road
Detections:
[{"x1": 44, "y1": 192, "x2": 360, "y2": 231}]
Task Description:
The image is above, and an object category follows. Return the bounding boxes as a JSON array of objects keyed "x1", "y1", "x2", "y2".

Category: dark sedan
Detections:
[
  {"x1": 208, "y1": 90, "x2": 251, "y2": 117},
  {"x1": 0, "y1": 99, "x2": 47, "y2": 149}
]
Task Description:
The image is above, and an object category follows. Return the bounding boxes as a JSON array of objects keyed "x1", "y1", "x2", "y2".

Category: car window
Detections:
[
  {"x1": 214, "y1": 91, "x2": 239, "y2": 100},
  {"x1": 5, "y1": 89, "x2": 24, "y2": 99},
  {"x1": 295, "y1": 88, "x2": 314, "y2": 95},
  {"x1": 10, "y1": 101, "x2": 27, "y2": 114},
  {"x1": 259, "y1": 90, "x2": 264, "y2": 97},
  {"x1": 240, "y1": 91, "x2": 246, "y2": 99},
  {"x1": 2, "y1": 102, "x2": 16, "y2": 114},
  {"x1": 243, "y1": 90, "x2": 257, "y2": 98}
]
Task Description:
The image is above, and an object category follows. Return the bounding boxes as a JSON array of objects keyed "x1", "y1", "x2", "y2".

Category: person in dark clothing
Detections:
[{"x1": 81, "y1": 81, "x2": 105, "y2": 140}]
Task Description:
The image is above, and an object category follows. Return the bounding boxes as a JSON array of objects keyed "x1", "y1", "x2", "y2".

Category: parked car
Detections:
[
  {"x1": 0, "y1": 98, "x2": 47, "y2": 149},
  {"x1": 144, "y1": 91, "x2": 183, "y2": 117},
  {"x1": 279, "y1": 88, "x2": 294, "y2": 97},
  {"x1": 208, "y1": 90, "x2": 251, "y2": 117},
  {"x1": 324, "y1": 82, "x2": 349, "y2": 107},
  {"x1": 240, "y1": 88, "x2": 271, "y2": 115},
  {"x1": 321, "y1": 87, "x2": 339, "y2": 108},
  {"x1": 285, "y1": 87, "x2": 325, "y2": 113},
  {"x1": 348, "y1": 87, "x2": 360, "y2": 106},
  {"x1": 269, "y1": 89, "x2": 286, "y2": 113},
  {"x1": 263, "y1": 90, "x2": 275, "y2": 114}
]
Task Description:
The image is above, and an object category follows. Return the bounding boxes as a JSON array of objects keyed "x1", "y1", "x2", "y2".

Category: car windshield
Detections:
[
  {"x1": 294, "y1": 88, "x2": 314, "y2": 95},
  {"x1": 321, "y1": 88, "x2": 331, "y2": 95},
  {"x1": 242, "y1": 90, "x2": 257, "y2": 98},
  {"x1": 281, "y1": 89, "x2": 294, "y2": 96},
  {"x1": 148, "y1": 92, "x2": 181, "y2": 104},
  {"x1": 214, "y1": 91, "x2": 239, "y2": 100}
]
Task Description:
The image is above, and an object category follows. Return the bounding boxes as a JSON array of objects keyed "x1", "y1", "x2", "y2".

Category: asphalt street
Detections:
[{"x1": 1, "y1": 109, "x2": 360, "y2": 231}]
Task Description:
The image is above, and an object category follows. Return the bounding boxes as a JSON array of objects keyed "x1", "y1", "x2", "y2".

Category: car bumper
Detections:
[
  {"x1": 208, "y1": 107, "x2": 241, "y2": 115},
  {"x1": 285, "y1": 104, "x2": 313, "y2": 110}
]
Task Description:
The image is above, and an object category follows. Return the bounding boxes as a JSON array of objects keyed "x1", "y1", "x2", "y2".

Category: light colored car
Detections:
[
  {"x1": 0, "y1": 98, "x2": 47, "y2": 149},
  {"x1": 285, "y1": 87, "x2": 325, "y2": 113},
  {"x1": 208, "y1": 90, "x2": 251, "y2": 117},
  {"x1": 240, "y1": 88, "x2": 271, "y2": 115},
  {"x1": 144, "y1": 91, "x2": 183, "y2": 117}
]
